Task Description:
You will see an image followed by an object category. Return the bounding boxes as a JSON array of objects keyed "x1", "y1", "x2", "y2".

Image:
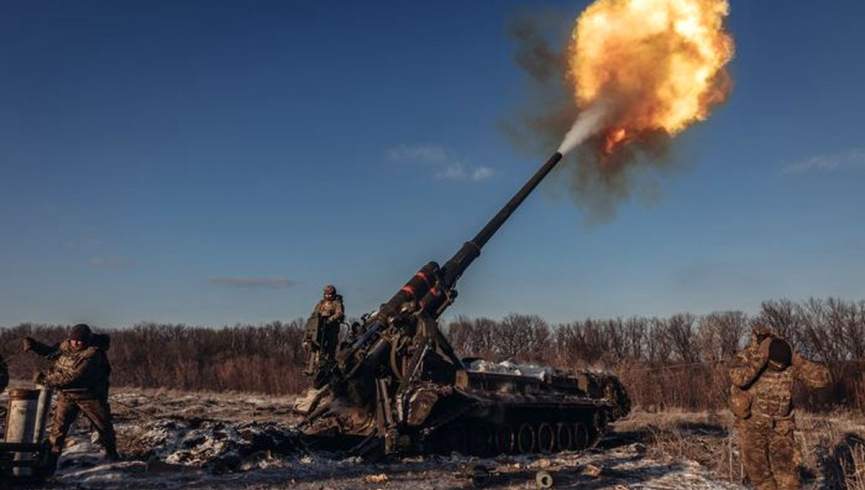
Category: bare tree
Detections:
[
  {"x1": 697, "y1": 311, "x2": 747, "y2": 361},
  {"x1": 662, "y1": 313, "x2": 698, "y2": 363},
  {"x1": 755, "y1": 299, "x2": 801, "y2": 350}
]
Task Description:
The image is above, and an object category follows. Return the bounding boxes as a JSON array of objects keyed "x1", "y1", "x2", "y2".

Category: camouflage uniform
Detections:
[
  {"x1": 304, "y1": 287, "x2": 345, "y2": 378},
  {"x1": 0, "y1": 354, "x2": 8, "y2": 393},
  {"x1": 729, "y1": 329, "x2": 830, "y2": 490},
  {"x1": 27, "y1": 335, "x2": 118, "y2": 460}
]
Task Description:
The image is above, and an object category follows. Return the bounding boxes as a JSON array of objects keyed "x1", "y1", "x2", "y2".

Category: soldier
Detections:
[
  {"x1": 0, "y1": 353, "x2": 8, "y2": 394},
  {"x1": 22, "y1": 324, "x2": 119, "y2": 471},
  {"x1": 729, "y1": 325, "x2": 830, "y2": 490},
  {"x1": 303, "y1": 284, "x2": 345, "y2": 380}
]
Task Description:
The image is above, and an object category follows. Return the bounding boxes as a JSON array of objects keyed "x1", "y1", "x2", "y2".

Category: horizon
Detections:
[{"x1": 2, "y1": 294, "x2": 858, "y2": 330}]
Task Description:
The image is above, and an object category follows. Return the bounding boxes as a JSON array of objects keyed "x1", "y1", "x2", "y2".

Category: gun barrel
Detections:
[
  {"x1": 440, "y1": 151, "x2": 564, "y2": 287},
  {"x1": 473, "y1": 151, "x2": 564, "y2": 249},
  {"x1": 375, "y1": 151, "x2": 565, "y2": 323},
  {"x1": 336, "y1": 151, "x2": 566, "y2": 380}
]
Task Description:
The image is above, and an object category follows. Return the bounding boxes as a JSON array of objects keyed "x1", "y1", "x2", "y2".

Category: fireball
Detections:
[{"x1": 567, "y1": 0, "x2": 734, "y2": 154}]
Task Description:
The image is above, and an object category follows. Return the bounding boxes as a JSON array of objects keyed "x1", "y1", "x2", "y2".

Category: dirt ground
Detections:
[{"x1": 2, "y1": 385, "x2": 863, "y2": 489}]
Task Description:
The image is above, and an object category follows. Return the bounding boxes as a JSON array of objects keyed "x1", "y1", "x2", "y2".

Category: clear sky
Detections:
[{"x1": 1, "y1": 1, "x2": 863, "y2": 327}]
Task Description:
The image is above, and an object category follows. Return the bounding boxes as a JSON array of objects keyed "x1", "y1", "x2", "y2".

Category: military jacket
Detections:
[
  {"x1": 0, "y1": 354, "x2": 8, "y2": 393},
  {"x1": 305, "y1": 296, "x2": 345, "y2": 344},
  {"x1": 36, "y1": 339, "x2": 112, "y2": 399},
  {"x1": 729, "y1": 338, "x2": 830, "y2": 419},
  {"x1": 313, "y1": 296, "x2": 345, "y2": 323}
]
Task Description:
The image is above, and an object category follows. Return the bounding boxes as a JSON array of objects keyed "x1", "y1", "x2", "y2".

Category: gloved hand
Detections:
[
  {"x1": 33, "y1": 371, "x2": 46, "y2": 385},
  {"x1": 22, "y1": 336, "x2": 36, "y2": 352}
]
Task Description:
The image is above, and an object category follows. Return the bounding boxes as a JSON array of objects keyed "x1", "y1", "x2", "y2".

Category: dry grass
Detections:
[
  {"x1": 614, "y1": 408, "x2": 865, "y2": 488},
  {"x1": 613, "y1": 409, "x2": 742, "y2": 482},
  {"x1": 796, "y1": 411, "x2": 865, "y2": 489},
  {"x1": 845, "y1": 444, "x2": 865, "y2": 490}
]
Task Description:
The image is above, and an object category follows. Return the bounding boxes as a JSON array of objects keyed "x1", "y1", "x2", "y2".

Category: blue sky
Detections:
[{"x1": 1, "y1": 1, "x2": 863, "y2": 327}]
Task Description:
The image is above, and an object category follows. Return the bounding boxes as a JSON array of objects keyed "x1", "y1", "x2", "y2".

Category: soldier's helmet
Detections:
[
  {"x1": 70, "y1": 323, "x2": 92, "y2": 343},
  {"x1": 323, "y1": 284, "x2": 337, "y2": 299}
]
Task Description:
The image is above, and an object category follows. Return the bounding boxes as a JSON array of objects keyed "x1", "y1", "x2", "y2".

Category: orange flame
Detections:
[
  {"x1": 604, "y1": 128, "x2": 628, "y2": 154},
  {"x1": 568, "y1": 0, "x2": 734, "y2": 154}
]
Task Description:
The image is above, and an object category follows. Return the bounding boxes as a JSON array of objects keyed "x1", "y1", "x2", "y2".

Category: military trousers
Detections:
[
  {"x1": 0, "y1": 356, "x2": 8, "y2": 393},
  {"x1": 49, "y1": 394, "x2": 118, "y2": 456},
  {"x1": 737, "y1": 414, "x2": 799, "y2": 490}
]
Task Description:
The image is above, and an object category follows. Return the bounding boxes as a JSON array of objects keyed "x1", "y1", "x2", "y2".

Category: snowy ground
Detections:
[{"x1": 2, "y1": 386, "x2": 859, "y2": 489}]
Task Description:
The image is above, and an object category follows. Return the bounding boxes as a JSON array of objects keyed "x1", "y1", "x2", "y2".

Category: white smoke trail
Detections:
[{"x1": 557, "y1": 101, "x2": 609, "y2": 155}]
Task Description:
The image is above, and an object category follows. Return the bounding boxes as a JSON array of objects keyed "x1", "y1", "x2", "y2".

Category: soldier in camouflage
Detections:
[
  {"x1": 23, "y1": 324, "x2": 119, "y2": 470},
  {"x1": 729, "y1": 324, "x2": 830, "y2": 490},
  {"x1": 0, "y1": 353, "x2": 7, "y2": 394},
  {"x1": 303, "y1": 284, "x2": 345, "y2": 380}
]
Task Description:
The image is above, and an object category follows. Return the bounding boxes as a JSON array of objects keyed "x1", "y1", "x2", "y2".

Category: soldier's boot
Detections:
[
  {"x1": 90, "y1": 424, "x2": 121, "y2": 461},
  {"x1": 42, "y1": 450, "x2": 60, "y2": 477},
  {"x1": 95, "y1": 431, "x2": 121, "y2": 461},
  {"x1": 47, "y1": 433, "x2": 65, "y2": 459},
  {"x1": 102, "y1": 432, "x2": 121, "y2": 462},
  {"x1": 104, "y1": 446, "x2": 121, "y2": 462}
]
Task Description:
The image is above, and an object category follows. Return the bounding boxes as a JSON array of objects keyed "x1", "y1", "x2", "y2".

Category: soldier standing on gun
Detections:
[
  {"x1": 303, "y1": 284, "x2": 344, "y2": 380},
  {"x1": 729, "y1": 325, "x2": 830, "y2": 490},
  {"x1": 22, "y1": 324, "x2": 119, "y2": 473}
]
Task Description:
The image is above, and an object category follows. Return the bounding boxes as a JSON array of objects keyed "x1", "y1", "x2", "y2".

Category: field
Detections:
[{"x1": 2, "y1": 384, "x2": 863, "y2": 489}]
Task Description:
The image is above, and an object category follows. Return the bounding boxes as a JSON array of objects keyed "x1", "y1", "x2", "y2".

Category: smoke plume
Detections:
[
  {"x1": 505, "y1": 0, "x2": 734, "y2": 223},
  {"x1": 505, "y1": 13, "x2": 663, "y2": 223},
  {"x1": 557, "y1": 101, "x2": 609, "y2": 155}
]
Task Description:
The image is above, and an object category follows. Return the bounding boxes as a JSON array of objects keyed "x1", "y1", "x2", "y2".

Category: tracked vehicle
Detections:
[{"x1": 296, "y1": 152, "x2": 630, "y2": 457}]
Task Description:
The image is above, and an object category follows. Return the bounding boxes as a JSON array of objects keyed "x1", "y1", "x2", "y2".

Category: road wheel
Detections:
[
  {"x1": 517, "y1": 423, "x2": 536, "y2": 454},
  {"x1": 556, "y1": 423, "x2": 574, "y2": 451},
  {"x1": 537, "y1": 423, "x2": 555, "y2": 454},
  {"x1": 494, "y1": 425, "x2": 514, "y2": 454},
  {"x1": 573, "y1": 422, "x2": 589, "y2": 450}
]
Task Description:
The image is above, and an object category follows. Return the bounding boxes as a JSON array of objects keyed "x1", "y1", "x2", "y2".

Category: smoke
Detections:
[
  {"x1": 505, "y1": 0, "x2": 732, "y2": 224},
  {"x1": 504, "y1": 12, "x2": 676, "y2": 224},
  {"x1": 557, "y1": 101, "x2": 609, "y2": 155}
]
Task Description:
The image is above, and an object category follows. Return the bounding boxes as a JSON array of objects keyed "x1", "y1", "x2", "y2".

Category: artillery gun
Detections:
[{"x1": 296, "y1": 152, "x2": 630, "y2": 457}]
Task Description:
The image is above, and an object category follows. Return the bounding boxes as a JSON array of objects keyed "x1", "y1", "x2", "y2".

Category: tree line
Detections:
[
  {"x1": 0, "y1": 321, "x2": 308, "y2": 395},
  {"x1": 1, "y1": 297, "x2": 862, "y2": 411},
  {"x1": 447, "y1": 298, "x2": 865, "y2": 411}
]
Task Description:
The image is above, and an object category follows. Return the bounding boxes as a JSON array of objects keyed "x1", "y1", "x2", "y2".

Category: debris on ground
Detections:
[
  {"x1": 582, "y1": 463, "x2": 603, "y2": 477},
  {"x1": 363, "y1": 473, "x2": 389, "y2": 484}
]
